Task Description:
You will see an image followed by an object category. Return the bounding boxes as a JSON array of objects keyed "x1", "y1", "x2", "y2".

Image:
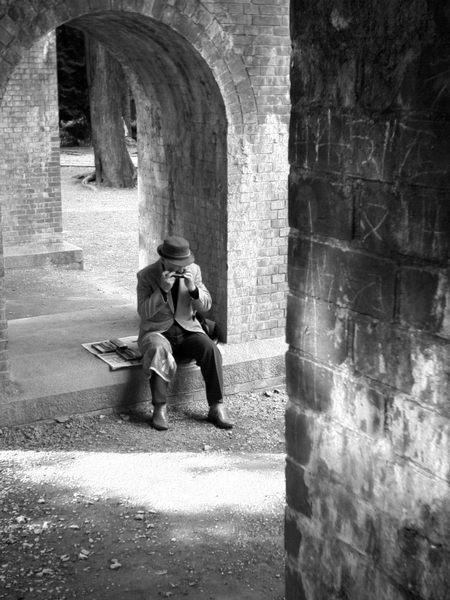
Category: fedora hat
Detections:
[{"x1": 157, "y1": 235, "x2": 195, "y2": 266}]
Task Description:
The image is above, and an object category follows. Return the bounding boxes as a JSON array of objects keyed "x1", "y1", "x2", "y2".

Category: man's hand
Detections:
[
  {"x1": 183, "y1": 269, "x2": 197, "y2": 293},
  {"x1": 160, "y1": 270, "x2": 176, "y2": 293}
]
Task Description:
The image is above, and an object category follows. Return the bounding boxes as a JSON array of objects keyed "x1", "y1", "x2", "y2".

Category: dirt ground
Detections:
[{"x1": 0, "y1": 153, "x2": 287, "y2": 600}]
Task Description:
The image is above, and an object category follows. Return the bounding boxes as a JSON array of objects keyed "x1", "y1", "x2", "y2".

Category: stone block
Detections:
[
  {"x1": 286, "y1": 458, "x2": 312, "y2": 518},
  {"x1": 329, "y1": 372, "x2": 388, "y2": 438},
  {"x1": 290, "y1": 108, "x2": 450, "y2": 188},
  {"x1": 0, "y1": 22, "x2": 13, "y2": 45},
  {"x1": 409, "y1": 340, "x2": 450, "y2": 413},
  {"x1": 300, "y1": 506, "x2": 450, "y2": 600},
  {"x1": 288, "y1": 108, "x2": 351, "y2": 171},
  {"x1": 389, "y1": 394, "x2": 450, "y2": 481},
  {"x1": 87, "y1": 0, "x2": 114, "y2": 11},
  {"x1": 309, "y1": 476, "x2": 369, "y2": 551},
  {"x1": 120, "y1": 0, "x2": 151, "y2": 16},
  {"x1": 399, "y1": 267, "x2": 449, "y2": 337},
  {"x1": 353, "y1": 319, "x2": 414, "y2": 393},
  {"x1": 306, "y1": 407, "x2": 450, "y2": 530},
  {"x1": 288, "y1": 171, "x2": 353, "y2": 240},
  {"x1": 4, "y1": 242, "x2": 83, "y2": 269},
  {"x1": 288, "y1": 526, "x2": 352, "y2": 599},
  {"x1": 348, "y1": 114, "x2": 409, "y2": 182},
  {"x1": 354, "y1": 319, "x2": 450, "y2": 407},
  {"x1": 34, "y1": 8, "x2": 57, "y2": 34},
  {"x1": 63, "y1": 0, "x2": 90, "y2": 18},
  {"x1": 286, "y1": 351, "x2": 333, "y2": 412},
  {"x1": 356, "y1": 181, "x2": 450, "y2": 262},
  {"x1": 6, "y1": 3, "x2": 38, "y2": 29},
  {"x1": 285, "y1": 508, "x2": 303, "y2": 560},
  {"x1": 307, "y1": 468, "x2": 450, "y2": 583},
  {"x1": 391, "y1": 116, "x2": 450, "y2": 188},
  {"x1": 286, "y1": 293, "x2": 348, "y2": 365},
  {"x1": 353, "y1": 114, "x2": 450, "y2": 187},
  {"x1": 408, "y1": 42, "x2": 450, "y2": 113},
  {"x1": 51, "y1": 3, "x2": 71, "y2": 23},
  {"x1": 285, "y1": 402, "x2": 313, "y2": 466},
  {"x1": 285, "y1": 563, "x2": 307, "y2": 600},
  {"x1": 0, "y1": 14, "x2": 19, "y2": 36},
  {"x1": 305, "y1": 417, "x2": 381, "y2": 502},
  {"x1": 354, "y1": 490, "x2": 448, "y2": 597},
  {"x1": 288, "y1": 236, "x2": 396, "y2": 319}
]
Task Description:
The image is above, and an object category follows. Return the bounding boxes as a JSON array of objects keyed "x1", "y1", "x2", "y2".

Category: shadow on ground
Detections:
[{"x1": 0, "y1": 440, "x2": 285, "y2": 599}]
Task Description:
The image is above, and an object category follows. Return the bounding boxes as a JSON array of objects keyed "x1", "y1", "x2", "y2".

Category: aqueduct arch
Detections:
[
  {"x1": 68, "y1": 9, "x2": 234, "y2": 337},
  {"x1": 0, "y1": 0, "x2": 290, "y2": 391}
]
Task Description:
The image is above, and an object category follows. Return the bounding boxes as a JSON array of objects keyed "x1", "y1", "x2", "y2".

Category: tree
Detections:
[{"x1": 85, "y1": 36, "x2": 136, "y2": 188}]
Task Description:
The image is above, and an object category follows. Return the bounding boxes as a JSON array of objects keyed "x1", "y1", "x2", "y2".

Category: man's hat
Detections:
[{"x1": 157, "y1": 235, "x2": 195, "y2": 266}]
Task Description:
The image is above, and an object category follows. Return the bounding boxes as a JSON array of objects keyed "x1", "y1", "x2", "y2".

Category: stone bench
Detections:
[{"x1": 2, "y1": 304, "x2": 287, "y2": 426}]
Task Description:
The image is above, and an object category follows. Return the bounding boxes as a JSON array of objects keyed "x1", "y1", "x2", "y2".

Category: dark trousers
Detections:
[{"x1": 151, "y1": 324, "x2": 223, "y2": 406}]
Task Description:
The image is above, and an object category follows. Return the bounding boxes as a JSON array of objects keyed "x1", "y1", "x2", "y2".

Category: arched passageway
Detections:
[
  {"x1": 1, "y1": 5, "x2": 232, "y2": 336},
  {"x1": 68, "y1": 11, "x2": 228, "y2": 334}
]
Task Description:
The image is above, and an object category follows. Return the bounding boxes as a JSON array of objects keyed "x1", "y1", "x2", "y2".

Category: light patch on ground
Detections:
[{"x1": 1, "y1": 450, "x2": 285, "y2": 515}]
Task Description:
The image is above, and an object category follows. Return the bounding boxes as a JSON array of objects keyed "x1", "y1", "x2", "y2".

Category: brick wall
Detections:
[
  {"x1": 286, "y1": 1, "x2": 450, "y2": 598},
  {"x1": 0, "y1": 32, "x2": 61, "y2": 248},
  {"x1": 206, "y1": 0, "x2": 290, "y2": 342}
]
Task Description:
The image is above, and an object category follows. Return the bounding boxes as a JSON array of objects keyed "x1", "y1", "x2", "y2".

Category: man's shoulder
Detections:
[{"x1": 137, "y1": 260, "x2": 160, "y2": 281}]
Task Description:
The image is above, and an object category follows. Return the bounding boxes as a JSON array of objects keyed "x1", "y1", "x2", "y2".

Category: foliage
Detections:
[{"x1": 56, "y1": 25, "x2": 91, "y2": 146}]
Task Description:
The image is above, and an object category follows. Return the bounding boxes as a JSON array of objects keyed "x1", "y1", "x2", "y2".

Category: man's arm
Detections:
[
  {"x1": 137, "y1": 271, "x2": 169, "y2": 320},
  {"x1": 186, "y1": 265, "x2": 212, "y2": 312}
]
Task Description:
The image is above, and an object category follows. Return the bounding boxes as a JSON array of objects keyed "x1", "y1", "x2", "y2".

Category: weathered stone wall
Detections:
[
  {"x1": 0, "y1": 32, "x2": 61, "y2": 248},
  {"x1": 286, "y1": 1, "x2": 450, "y2": 598},
  {"x1": 0, "y1": 211, "x2": 7, "y2": 383}
]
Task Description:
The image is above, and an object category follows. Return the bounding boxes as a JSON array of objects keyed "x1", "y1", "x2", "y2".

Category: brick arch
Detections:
[
  {"x1": 0, "y1": 0, "x2": 259, "y2": 344},
  {"x1": 0, "y1": 0, "x2": 255, "y2": 138}
]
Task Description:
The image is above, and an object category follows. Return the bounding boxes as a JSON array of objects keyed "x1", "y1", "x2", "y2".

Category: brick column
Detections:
[{"x1": 0, "y1": 33, "x2": 62, "y2": 249}]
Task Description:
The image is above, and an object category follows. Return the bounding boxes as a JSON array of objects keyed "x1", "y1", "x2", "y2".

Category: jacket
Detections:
[{"x1": 137, "y1": 259, "x2": 211, "y2": 341}]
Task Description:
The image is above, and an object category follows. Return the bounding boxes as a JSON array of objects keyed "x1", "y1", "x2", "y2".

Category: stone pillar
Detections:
[
  {"x1": 287, "y1": 1, "x2": 450, "y2": 598},
  {"x1": 0, "y1": 205, "x2": 8, "y2": 383}
]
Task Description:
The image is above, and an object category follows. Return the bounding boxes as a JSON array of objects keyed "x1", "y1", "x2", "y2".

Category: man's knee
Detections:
[
  {"x1": 140, "y1": 333, "x2": 172, "y2": 355},
  {"x1": 140, "y1": 333, "x2": 176, "y2": 381}
]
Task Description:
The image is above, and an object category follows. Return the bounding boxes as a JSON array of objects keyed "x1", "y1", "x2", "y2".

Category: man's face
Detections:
[{"x1": 162, "y1": 259, "x2": 185, "y2": 274}]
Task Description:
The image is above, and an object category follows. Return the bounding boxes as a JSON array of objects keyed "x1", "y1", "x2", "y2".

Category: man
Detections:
[{"x1": 137, "y1": 235, "x2": 233, "y2": 431}]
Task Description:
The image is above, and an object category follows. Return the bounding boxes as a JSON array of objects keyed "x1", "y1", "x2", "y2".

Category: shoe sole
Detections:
[
  {"x1": 207, "y1": 416, "x2": 233, "y2": 430},
  {"x1": 151, "y1": 419, "x2": 168, "y2": 431}
]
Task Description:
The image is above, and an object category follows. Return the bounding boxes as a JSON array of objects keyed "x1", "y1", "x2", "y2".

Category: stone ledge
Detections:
[
  {"x1": 0, "y1": 334, "x2": 287, "y2": 427},
  {"x1": 4, "y1": 242, "x2": 83, "y2": 269}
]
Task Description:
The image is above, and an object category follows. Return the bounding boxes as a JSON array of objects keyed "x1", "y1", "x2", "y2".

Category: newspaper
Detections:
[{"x1": 82, "y1": 335, "x2": 142, "y2": 371}]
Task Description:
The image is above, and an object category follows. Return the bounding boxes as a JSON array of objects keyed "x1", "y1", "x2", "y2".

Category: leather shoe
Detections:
[
  {"x1": 207, "y1": 403, "x2": 233, "y2": 429},
  {"x1": 152, "y1": 403, "x2": 168, "y2": 431}
]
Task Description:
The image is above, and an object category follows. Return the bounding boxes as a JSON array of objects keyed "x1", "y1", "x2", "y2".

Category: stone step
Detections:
[
  {"x1": 1, "y1": 305, "x2": 286, "y2": 426},
  {"x1": 4, "y1": 241, "x2": 83, "y2": 269}
]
